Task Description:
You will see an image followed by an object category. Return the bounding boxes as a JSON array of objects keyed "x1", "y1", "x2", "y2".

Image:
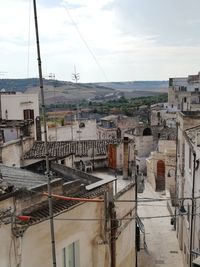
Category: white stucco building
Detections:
[
  {"x1": 0, "y1": 92, "x2": 39, "y2": 121},
  {"x1": 47, "y1": 119, "x2": 97, "y2": 141}
]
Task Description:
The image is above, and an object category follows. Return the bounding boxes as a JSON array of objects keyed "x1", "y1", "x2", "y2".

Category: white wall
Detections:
[
  {"x1": 1, "y1": 93, "x2": 39, "y2": 120},
  {"x1": 47, "y1": 120, "x2": 97, "y2": 141}
]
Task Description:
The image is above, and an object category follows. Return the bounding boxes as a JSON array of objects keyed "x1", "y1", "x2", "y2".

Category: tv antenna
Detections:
[{"x1": 72, "y1": 65, "x2": 80, "y2": 83}]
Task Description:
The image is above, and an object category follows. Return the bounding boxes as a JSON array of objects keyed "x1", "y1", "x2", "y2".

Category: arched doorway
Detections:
[
  {"x1": 156, "y1": 160, "x2": 165, "y2": 191},
  {"x1": 143, "y1": 128, "x2": 152, "y2": 136}
]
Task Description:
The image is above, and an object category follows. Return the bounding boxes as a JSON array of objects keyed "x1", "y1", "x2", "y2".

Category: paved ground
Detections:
[{"x1": 137, "y1": 182, "x2": 184, "y2": 267}]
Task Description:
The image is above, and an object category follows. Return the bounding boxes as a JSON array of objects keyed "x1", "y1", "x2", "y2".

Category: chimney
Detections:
[{"x1": 123, "y1": 137, "x2": 129, "y2": 179}]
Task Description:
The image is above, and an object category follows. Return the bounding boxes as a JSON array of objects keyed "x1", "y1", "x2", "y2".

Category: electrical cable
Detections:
[
  {"x1": 62, "y1": 3, "x2": 109, "y2": 82},
  {"x1": 28, "y1": 188, "x2": 200, "y2": 204},
  {"x1": 16, "y1": 211, "x2": 200, "y2": 223},
  {"x1": 27, "y1": 0, "x2": 32, "y2": 78}
]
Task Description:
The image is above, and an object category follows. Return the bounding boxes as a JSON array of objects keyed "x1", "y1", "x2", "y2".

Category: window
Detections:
[
  {"x1": 63, "y1": 241, "x2": 80, "y2": 267},
  {"x1": 23, "y1": 109, "x2": 34, "y2": 120}
]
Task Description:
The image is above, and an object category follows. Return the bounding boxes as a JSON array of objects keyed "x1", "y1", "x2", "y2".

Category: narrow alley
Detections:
[{"x1": 138, "y1": 182, "x2": 184, "y2": 267}]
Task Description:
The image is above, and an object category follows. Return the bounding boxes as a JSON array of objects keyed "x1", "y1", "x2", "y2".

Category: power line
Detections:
[
  {"x1": 27, "y1": 0, "x2": 32, "y2": 78},
  {"x1": 28, "y1": 188, "x2": 200, "y2": 204},
  {"x1": 62, "y1": 3, "x2": 109, "y2": 82},
  {"x1": 16, "y1": 211, "x2": 200, "y2": 224}
]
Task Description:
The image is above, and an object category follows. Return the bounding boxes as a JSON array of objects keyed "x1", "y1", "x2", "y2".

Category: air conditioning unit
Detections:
[{"x1": 193, "y1": 257, "x2": 200, "y2": 267}]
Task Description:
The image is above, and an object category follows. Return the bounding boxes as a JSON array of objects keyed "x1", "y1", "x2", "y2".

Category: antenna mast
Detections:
[
  {"x1": 32, "y1": 1, "x2": 57, "y2": 266},
  {"x1": 72, "y1": 65, "x2": 80, "y2": 83}
]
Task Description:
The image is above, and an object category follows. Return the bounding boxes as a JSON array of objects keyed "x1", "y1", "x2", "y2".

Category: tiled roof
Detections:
[
  {"x1": 185, "y1": 125, "x2": 200, "y2": 145},
  {"x1": 13, "y1": 186, "x2": 106, "y2": 236},
  {"x1": 24, "y1": 139, "x2": 121, "y2": 159},
  {"x1": 0, "y1": 164, "x2": 48, "y2": 190}
]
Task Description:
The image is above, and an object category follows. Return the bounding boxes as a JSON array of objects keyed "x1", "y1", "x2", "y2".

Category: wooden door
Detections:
[
  {"x1": 156, "y1": 160, "x2": 165, "y2": 191},
  {"x1": 108, "y1": 144, "x2": 117, "y2": 169}
]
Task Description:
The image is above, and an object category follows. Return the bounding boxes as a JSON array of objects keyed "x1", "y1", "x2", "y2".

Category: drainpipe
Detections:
[{"x1": 20, "y1": 134, "x2": 24, "y2": 167}]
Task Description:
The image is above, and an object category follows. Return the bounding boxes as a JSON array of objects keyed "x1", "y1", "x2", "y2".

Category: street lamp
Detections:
[{"x1": 179, "y1": 197, "x2": 195, "y2": 267}]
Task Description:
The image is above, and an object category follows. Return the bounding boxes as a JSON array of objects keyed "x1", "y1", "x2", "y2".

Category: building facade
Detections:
[
  {"x1": 0, "y1": 163, "x2": 136, "y2": 267},
  {"x1": 176, "y1": 111, "x2": 200, "y2": 266},
  {"x1": 168, "y1": 73, "x2": 200, "y2": 111}
]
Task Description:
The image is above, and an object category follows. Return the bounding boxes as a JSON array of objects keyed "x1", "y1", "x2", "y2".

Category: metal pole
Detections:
[
  {"x1": 33, "y1": 1, "x2": 57, "y2": 266},
  {"x1": 190, "y1": 152, "x2": 196, "y2": 267}
]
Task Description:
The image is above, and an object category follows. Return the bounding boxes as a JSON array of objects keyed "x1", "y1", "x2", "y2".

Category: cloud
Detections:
[{"x1": 0, "y1": 0, "x2": 200, "y2": 82}]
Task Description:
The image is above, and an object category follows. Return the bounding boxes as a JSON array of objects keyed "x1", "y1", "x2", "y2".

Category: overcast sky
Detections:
[{"x1": 1, "y1": 0, "x2": 200, "y2": 82}]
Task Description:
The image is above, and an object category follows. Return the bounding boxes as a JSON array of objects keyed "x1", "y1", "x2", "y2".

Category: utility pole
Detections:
[
  {"x1": 33, "y1": 1, "x2": 57, "y2": 267},
  {"x1": 49, "y1": 73, "x2": 57, "y2": 141}
]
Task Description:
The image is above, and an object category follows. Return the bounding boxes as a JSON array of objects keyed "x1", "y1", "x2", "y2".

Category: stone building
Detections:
[
  {"x1": 97, "y1": 115, "x2": 138, "y2": 140},
  {"x1": 168, "y1": 73, "x2": 200, "y2": 111},
  {"x1": 146, "y1": 139, "x2": 176, "y2": 192},
  {"x1": 125, "y1": 125, "x2": 176, "y2": 175},
  {"x1": 0, "y1": 163, "x2": 136, "y2": 267},
  {"x1": 150, "y1": 103, "x2": 177, "y2": 128}
]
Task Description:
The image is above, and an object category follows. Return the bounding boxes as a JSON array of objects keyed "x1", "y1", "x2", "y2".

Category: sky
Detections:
[{"x1": 1, "y1": 0, "x2": 200, "y2": 82}]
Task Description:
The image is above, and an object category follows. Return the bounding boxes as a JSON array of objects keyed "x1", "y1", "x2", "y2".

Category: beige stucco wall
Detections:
[
  {"x1": 1, "y1": 137, "x2": 34, "y2": 167},
  {"x1": 116, "y1": 187, "x2": 135, "y2": 267},
  {"x1": 19, "y1": 201, "x2": 106, "y2": 267},
  {"x1": 0, "y1": 183, "x2": 136, "y2": 267}
]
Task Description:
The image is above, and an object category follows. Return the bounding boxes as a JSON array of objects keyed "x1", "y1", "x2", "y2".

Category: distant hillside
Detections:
[
  {"x1": 0, "y1": 78, "x2": 168, "y2": 106},
  {"x1": 0, "y1": 79, "x2": 168, "y2": 93},
  {"x1": 94, "y1": 81, "x2": 168, "y2": 92},
  {"x1": 0, "y1": 78, "x2": 66, "y2": 92}
]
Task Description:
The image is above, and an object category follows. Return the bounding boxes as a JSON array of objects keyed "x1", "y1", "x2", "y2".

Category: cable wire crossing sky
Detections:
[{"x1": 0, "y1": 0, "x2": 200, "y2": 82}]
